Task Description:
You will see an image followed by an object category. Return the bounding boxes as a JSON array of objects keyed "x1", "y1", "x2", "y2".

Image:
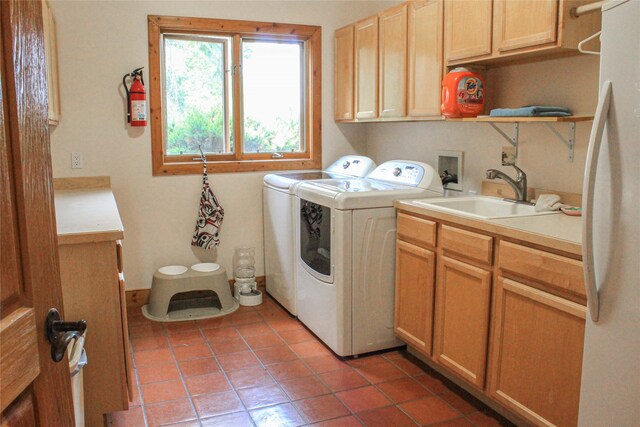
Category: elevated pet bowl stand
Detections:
[{"x1": 142, "y1": 264, "x2": 239, "y2": 322}]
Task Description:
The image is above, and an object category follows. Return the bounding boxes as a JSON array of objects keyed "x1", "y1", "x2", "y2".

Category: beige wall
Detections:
[
  {"x1": 364, "y1": 54, "x2": 600, "y2": 195},
  {"x1": 49, "y1": 1, "x2": 395, "y2": 290},
  {"x1": 50, "y1": 1, "x2": 598, "y2": 292}
]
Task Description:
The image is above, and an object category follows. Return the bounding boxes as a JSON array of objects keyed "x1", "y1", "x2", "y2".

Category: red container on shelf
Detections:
[{"x1": 441, "y1": 67, "x2": 485, "y2": 118}]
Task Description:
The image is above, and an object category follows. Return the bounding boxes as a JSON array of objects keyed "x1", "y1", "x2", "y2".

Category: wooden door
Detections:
[
  {"x1": 488, "y1": 277, "x2": 585, "y2": 426},
  {"x1": 378, "y1": 4, "x2": 407, "y2": 118},
  {"x1": 354, "y1": 15, "x2": 378, "y2": 119},
  {"x1": 444, "y1": 0, "x2": 493, "y2": 63},
  {"x1": 334, "y1": 25, "x2": 354, "y2": 121},
  {"x1": 0, "y1": 0, "x2": 74, "y2": 425},
  {"x1": 408, "y1": 0, "x2": 443, "y2": 117},
  {"x1": 394, "y1": 240, "x2": 436, "y2": 356},
  {"x1": 493, "y1": 0, "x2": 558, "y2": 53},
  {"x1": 434, "y1": 256, "x2": 491, "y2": 389}
]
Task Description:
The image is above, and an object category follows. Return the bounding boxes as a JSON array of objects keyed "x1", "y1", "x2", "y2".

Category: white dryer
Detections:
[
  {"x1": 262, "y1": 156, "x2": 376, "y2": 315},
  {"x1": 295, "y1": 161, "x2": 443, "y2": 356}
]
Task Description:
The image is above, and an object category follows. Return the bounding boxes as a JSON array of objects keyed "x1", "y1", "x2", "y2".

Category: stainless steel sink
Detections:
[{"x1": 411, "y1": 196, "x2": 560, "y2": 219}]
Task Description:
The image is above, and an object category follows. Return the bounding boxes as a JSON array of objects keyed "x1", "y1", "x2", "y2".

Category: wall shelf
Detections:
[{"x1": 446, "y1": 115, "x2": 594, "y2": 162}]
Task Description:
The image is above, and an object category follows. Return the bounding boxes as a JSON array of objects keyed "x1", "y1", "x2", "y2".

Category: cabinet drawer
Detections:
[
  {"x1": 441, "y1": 225, "x2": 493, "y2": 266},
  {"x1": 397, "y1": 212, "x2": 436, "y2": 248},
  {"x1": 498, "y1": 241, "x2": 585, "y2": 299}
]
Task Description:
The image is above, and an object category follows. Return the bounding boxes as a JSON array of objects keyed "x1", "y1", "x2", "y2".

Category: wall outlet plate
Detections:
[
  {"x1": 437, "y1": 150, "x2": 463, "y2": 192},
  {"x1": 71, "y1": 152, "x2": 83, "y2": 169}
]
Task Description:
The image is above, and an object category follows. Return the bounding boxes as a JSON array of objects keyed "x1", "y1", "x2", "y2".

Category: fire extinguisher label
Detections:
[
  {"x1": 457, "y1": 77, "x2": 483, "y2": 105},
  {"x1": 131, "y1": 100, "x2": 146, "y2": 121}
]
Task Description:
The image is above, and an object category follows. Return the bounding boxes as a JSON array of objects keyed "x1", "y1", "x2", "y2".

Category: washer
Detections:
[
  {"x1": 295, "y1": 160, "x2": 444, "y2": 356},
  {"x1": 263, "y1": 156, "x2": 376, "y2": 315}
]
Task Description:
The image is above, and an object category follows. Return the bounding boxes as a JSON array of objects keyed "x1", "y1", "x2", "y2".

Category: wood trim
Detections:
[
  {"x1": 126, "y1": 275, "x2": 267, "y2": 309},
  {"x1": 148, "y1": 15, "x2": 320, "y2": 38},
  {"x1": 148, "y1": 16, "x2": 321, "y2": 176},
  {"x1": 52, "y1": 176, "x2": 110, "y2": 191},
  {"x1": 0, "y1": 308, "x2": 39, "y2": 412}
]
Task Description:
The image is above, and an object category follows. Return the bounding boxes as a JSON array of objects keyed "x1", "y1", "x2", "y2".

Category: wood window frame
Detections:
[{"x1": 148, "y1": 15, "x2": 322, "y2": 175}]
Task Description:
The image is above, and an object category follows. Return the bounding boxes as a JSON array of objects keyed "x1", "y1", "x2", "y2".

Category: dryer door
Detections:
[{"x1": 298, "y1": 198, "x2": 333, "y2": 283}]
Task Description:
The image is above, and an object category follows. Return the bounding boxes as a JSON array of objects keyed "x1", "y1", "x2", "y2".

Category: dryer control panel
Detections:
[{"x1": 325, "y1": 156, "x2": 376, "y2": 178}]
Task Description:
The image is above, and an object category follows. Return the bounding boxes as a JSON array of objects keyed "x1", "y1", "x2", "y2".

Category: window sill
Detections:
[{"x1": 152, "y1": 157, "x2": 322, "y2": 176}]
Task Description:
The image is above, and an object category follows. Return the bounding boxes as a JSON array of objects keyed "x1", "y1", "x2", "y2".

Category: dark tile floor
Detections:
[{"x1": 107, "y1": 296, "x2": 513, "y2": 427}]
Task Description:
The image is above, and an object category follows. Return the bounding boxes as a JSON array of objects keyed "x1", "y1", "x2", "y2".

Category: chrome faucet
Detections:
[{"x1": 485, "y1": 164, "x2": 529, "y2": 203}]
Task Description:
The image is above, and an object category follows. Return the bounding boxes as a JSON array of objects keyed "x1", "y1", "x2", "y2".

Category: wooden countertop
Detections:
[
  {"x1": 396, "y1": 199, "x2": 582, "y2": 256},
  {"x1": 55, "y1": 188, "x2": 124, "y2": 245}
]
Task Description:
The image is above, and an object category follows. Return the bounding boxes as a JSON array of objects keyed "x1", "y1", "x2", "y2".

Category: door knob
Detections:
[{"x1": 45, "y1": 308, "x2": 87, "y2": 362}]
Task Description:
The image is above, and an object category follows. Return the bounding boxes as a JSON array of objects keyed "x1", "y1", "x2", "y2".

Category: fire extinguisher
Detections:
[{"x1": 123, "y1": 67, "x2": 147, "y2": 126}]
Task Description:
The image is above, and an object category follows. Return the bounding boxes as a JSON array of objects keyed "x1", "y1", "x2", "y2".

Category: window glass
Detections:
[
  {"x1": 241, "y1": 40, "x2": 303, "y2": 154},
  {"x1": 163, "y1": 35, "x2": 232, "y2": 155}
]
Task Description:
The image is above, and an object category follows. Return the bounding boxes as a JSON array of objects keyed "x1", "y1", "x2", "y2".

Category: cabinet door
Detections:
[
  {"x1": 378, "y1": 4, "x2": 407, "y2": 118},
  {"x1": 493, "y1": 0, "x2": 558, "y2": 53},
  {"x1": 444, "y1": 0, "x2": 493, "y2": 63},
  {"x1": 408, "y1": 0, "x2": 443, "y2": 117},
  {"x1": 488, "y1": 277, "x2": 586, "y2": 426},
  {"x1": 334, "y1": 26, "x2": 354, "y2": 120},
  {"x1": 394, "y1": 240, "x2": 436, "y2": 356},
  {"x1": 118, "y1": 273, "x2": 134, "y2": 400},
  {"x1": 354, "y1": 16, "x2": 378, "y2": 119},
  {"x1": 41, "y1": 0, "x2": 60, "y2": 125},
  {"x1": 434, "y1": 256, "x2": 491, "y2": 388}
]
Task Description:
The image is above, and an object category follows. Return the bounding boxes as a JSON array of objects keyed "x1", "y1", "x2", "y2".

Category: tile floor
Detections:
[{"x1": 107, "y1": 296, "x2": 514, "y2": 427}]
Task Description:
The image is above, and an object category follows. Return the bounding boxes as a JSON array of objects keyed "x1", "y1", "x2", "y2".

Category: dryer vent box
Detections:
[{"x1": 437, "y1": 150, "x2": 463, "y2": 192}]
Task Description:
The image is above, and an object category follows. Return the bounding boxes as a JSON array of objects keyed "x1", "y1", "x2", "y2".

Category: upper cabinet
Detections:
[
  {"x1": 408, "y1": 0, "x2": 444, "y2": 117},
  {"x1": 354, "y1": 16, "x2": 379, "y2": 120},
  {"x1": 42, "y1": 0, "x2": 61, "y2": 125},
  {"x1": 335, "y1": 0, "x2": 443, "y2": 122},
  {"x1": 493, "y1": 0, "x2": 558, "y2": 52},
  {"x1": 334, "y1": 26, "x2": 354, "y2": 121},
  {"x1": 378, "y1": 4, "x2": 407, "y2": 118},
  {"x1": 445, "y1": 0, "x2": 601, "y2": 66},
  {"x1": 444, "y1": 0, "x2": 493, "y2": 63}
]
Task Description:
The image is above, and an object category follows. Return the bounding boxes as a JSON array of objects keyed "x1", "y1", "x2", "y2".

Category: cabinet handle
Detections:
[{"x1": 581, "y1": 80, "x2": 612, "y2": 323}]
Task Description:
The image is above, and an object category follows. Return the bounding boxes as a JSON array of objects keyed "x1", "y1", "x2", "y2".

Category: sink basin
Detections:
[{"x1": 411, "y1": 196, "x2": 560, "y2": 219}]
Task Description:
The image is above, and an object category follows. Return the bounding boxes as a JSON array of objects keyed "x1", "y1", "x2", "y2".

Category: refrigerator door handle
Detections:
[{"x1": 581, "y1": 80, "x2": 612, "y2": 323}]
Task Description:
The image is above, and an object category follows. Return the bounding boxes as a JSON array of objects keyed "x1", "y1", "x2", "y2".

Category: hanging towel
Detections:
[
  {"x1": 191, "y1": 162, "x2": 224, "y2": 249},
  {"x1": 301, "y1": 200, "x2": 323, "y2": 239},
  {"x1": 489, "y1": 106, "x2": 572, "y2": 117}
]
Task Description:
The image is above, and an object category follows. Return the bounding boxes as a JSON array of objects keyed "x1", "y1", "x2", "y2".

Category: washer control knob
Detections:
[
  {"x1": 393, "y1": 167, "x2": 402, "y2": 177},
  {"x1": 343, "y1": 161, "x2": 351, "y2": 169}
]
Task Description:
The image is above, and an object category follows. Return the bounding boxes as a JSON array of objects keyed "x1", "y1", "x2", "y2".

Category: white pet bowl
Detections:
[
  {"x1": 158, "y1": 265, "x2": 188, "y2": 276},
  {"x1": 191, "y1": 263, "x2": 221, "y2": 273}
]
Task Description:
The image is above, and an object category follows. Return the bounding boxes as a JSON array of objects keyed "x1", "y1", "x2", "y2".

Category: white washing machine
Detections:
[
  {"x1": 295, "y1": 160, "x2": 444, "y2": 356},
  {"x1": 263, "y1": 156, "x2": 376, "y2": 315}
]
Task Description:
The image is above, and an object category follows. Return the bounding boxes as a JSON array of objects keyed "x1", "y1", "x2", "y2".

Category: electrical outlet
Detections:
[{"x1": 71, "y1": 152, "x2": 83, "y2": 169}]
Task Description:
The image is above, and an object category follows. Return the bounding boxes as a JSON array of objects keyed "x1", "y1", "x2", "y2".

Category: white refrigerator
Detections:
[{"x1": 579, "y1": 0, "x2": 640, "y2": 425}]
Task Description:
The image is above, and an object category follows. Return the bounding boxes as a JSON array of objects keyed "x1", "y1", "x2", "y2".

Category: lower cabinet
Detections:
[
  {"x1": 394, "y1": 240, "x2": 436, "y2": 356},
  {"x1": 434, "y1": 256, "x2": 491, "y2": 389},
  {"x1": 487, "y1": 277, "x2": 586, "y2": 427},
  {"x1": 58, "y1": 240, "x2": 132, "y2": 426},
  {"x1": 394, "y1": 210, "x2": 586, "y2": 426}
]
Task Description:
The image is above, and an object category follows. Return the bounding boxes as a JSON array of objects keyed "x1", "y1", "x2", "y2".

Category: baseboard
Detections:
[{"x1": 126, "y1": 275, "x2": 266, "y2": 310}]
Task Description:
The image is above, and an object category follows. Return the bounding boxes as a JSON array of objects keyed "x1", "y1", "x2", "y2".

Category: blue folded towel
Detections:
[{"x1": 489, "y1": 106, "x2": 572, "y2": 117}]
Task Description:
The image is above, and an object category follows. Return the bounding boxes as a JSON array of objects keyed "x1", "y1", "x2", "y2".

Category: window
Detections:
[{"x1": 148, "y1": 16, "x2": 322, "y2": 175}]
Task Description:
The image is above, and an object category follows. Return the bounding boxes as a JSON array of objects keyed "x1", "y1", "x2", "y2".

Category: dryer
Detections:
[
  {"x1": 295, "y1": 161, "x2": 443, "y2": 356},
  {"x1": 262, "y1": 156, "x2": 375, "y2": 315}
]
